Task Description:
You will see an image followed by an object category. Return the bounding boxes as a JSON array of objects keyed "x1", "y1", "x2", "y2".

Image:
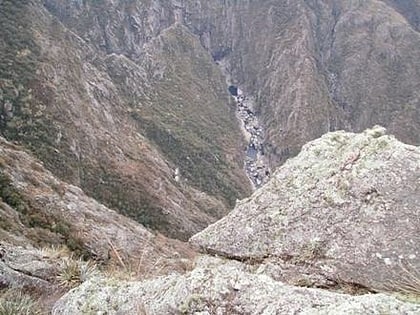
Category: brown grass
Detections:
[
  {"x1": 104, "y1": 237, "x2": 195, "y2": 281},
  {"x1": 385, "y1": 261, "x2": 420, "y2": 299}
]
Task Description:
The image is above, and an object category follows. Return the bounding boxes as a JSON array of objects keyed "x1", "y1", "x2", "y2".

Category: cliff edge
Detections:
[{"x1": 52, "y1": 127, "x2": 420, "y2": 314}]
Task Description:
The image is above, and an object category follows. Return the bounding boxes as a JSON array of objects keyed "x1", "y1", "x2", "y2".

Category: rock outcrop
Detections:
[
  {"x1": 0, "y1": 243, "x2": 64, "y2": 312},
  {"x1": 50, "y1": 128, "x2": 420, "y2": 314},
  {"x1": 191, "y1": 127, "x2": 420, "y2": 292},
  {"x1": 52, "y1": 256, "x2": 420, "y2": 314}
]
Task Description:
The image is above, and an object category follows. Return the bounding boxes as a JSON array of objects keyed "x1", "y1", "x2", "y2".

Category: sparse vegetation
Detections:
[
  {"x1": 0, "y1": 0, "x2": 75, "y2": 193},
  {"x1": 0, "y1": 170, "x2": 92, "y2": 258},
  {"x1": 0, "y1": 289, "x2": 41, "y2": 315},
  {"x1": 104, "y1": 239, "x2": 176, "y2": 281},
  {"x1": 0, "y1": 0, "x2": 40, "y2": 133},
  {"x1": 0, "y1": 171, "x2": 25, "y2": 211},
  {"x1": 132, "y1": 113, "x2": 240, "y2": 207},
  {"x1": 386, "y1": 261, "x2": 420, "y2": 302},
  {"x1": 37, "y1": 244, "x2": 71, "y2": 259},
  {"x1": 56, "y1": 255, "x2": 99, "y2": 288},
  {"x1": 292, "y1": 239, "x2": 326, "y2": 265}
]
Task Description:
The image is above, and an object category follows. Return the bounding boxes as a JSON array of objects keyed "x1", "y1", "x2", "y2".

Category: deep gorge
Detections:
[{"x1": 0, "y1": 0, "x2": 419, "y2": 241}]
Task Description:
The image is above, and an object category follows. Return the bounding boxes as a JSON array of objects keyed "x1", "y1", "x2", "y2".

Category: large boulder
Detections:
[
  {"x1": 191, "y1": 127, "x2": 420, "y2": 292},
  {"x1": 52, "y1": 127, "x2": 420, "y2": 314},
  {"x1": 52, "y1": 256, "x2": 420, "y2": 314}
]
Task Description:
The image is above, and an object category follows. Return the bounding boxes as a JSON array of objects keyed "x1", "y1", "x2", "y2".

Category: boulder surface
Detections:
[
  {"x1": 191, "y1": 126, "x2": 420, "y2": 292},
  {"x1": 52, "y1": 256, "x2": 420, "y2": 315},
  {"x1": 52, "y1": 128, "x2": 420, "y2": 314}
]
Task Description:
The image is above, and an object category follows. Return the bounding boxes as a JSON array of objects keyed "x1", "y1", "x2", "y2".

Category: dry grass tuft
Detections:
[
  {"x1": 0, "y1": 289, "x2": 41, "y2": 315},
  {"x1": 37, "y1": 244, "x2": 71, "y2": 259},
  {"x1": 386, "y1": 261, "x2": 420, "y2": 301},
  {"x1": 56, "y1": 255, "x2": 99, "y2": 288},
  {"x1": 104, "y1": 238, "x2": 194, "y2": 282}
]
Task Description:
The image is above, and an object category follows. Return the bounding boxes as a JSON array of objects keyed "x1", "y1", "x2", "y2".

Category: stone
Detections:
[
  {"x1": 191, "y1": 127, "x2": 420, "y2": 292},
  {"x1": 0, "y1": 242, "x2": 59, "y2": 295},
  {"x1": 52, "y1": 256, "x2": 420, "y2": 315}
]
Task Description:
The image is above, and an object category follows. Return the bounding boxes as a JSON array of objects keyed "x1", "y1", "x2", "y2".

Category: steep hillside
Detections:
[
  {"x1": 182, "y1": 0, "x2": 420, "y2": 165},
  {"x1": 1, "y1": 0, "x2": 419, "y2": 240},
  {"x1": 0, "y1": 0, "x2": 251, "y2": 240},
  {"x1": 0, "y1": 137, "x2": 196, "y2": 312},
  {"x1": 0, "y1": 135, "x2": 195, "y2": 267}
]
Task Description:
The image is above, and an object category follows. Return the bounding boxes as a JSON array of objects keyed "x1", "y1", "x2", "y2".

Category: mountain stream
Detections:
[{"x1": 228, "y1": 86, "x2": 271, "y2": 188}]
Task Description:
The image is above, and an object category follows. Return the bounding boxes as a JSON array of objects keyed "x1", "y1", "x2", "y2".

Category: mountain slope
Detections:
[
  {"x1": 0, "y1": 135, "x2": 195, "y2": 265},
  {"x1": 181, "y1": 0, "x2": 420, "y2": 165},
  {"x1": 1, "y1": 0, "x2": 251, "y2": 240},
  {"x1": 1, "y1": 0, "x2": 419, "y2": 239}
]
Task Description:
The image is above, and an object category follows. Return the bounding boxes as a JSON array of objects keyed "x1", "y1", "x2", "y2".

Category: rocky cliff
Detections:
[
  {"x1": 192, "y1": 126, "x2": 420, "y2": 293},
  {"x1": 183, "y1": 0, "x2": 420, "y2": 165},
  {"x1": 1, "y1": 0, "x2": 419, "y2": 239},
  {"x1": 51, "y1": 127, "x2": 420, "y2": 314}
]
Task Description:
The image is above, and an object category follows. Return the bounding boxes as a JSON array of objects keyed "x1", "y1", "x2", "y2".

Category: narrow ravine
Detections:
[
  {"x1": 214, "y1": 58, "x2": 270, "y2": 188},
  {"x1": 228, "y1": 86, "x2": 271, "y2": 188}
]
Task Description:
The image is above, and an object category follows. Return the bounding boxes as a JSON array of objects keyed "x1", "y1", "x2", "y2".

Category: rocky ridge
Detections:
[
  {"x1": 191, "y1": 126, "x2": 420, "y2": 293},
  {"x1": 51, "y1": 127, "x2": 420, "y2": 314}
]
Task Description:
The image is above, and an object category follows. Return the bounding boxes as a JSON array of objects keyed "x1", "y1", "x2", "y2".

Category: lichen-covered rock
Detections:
[
  {"x1": 0, "y1": 242, "x2": 61, "y2": 298},
  {"x1": 191, "y1": 127, "x2": 420, "y2": 292},
  {"x1": 52, "y1": 256, "x2": 420, "y2": 315}
]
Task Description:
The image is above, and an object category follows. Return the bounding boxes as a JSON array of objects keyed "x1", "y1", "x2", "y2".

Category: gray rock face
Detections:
[
  {"x1": 52, "y1": 256, "x2": 420, "y2": 315},
  {"x1": 52, "y1": 128, "x2": 420, "y2": 314},
  {"x1": 191, "y1": 127, "x2": 420, "y2": 292},
  {"x1": 182, "y1": 0, "x2": 420, "y2": 165},
  {"x1": 0, "y1": 243, "x2": 58, "y2": 294}
]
